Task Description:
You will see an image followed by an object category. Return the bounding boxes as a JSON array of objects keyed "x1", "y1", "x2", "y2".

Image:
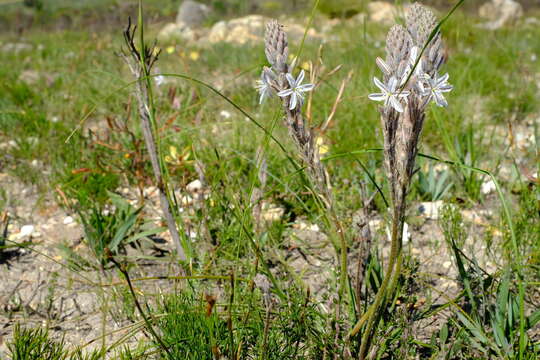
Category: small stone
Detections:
[
  {"x1": 402, "y1": 222, "x2": 411, "y2": 244},
  {"x1": 176, "y1": 0, "x2": 211, "y2": 28},
  {"x1": 368, "y1": 219, "x2": 382, "y2": 232},
  {"x1": 143, "y1": 186, "x2": 158, "y2": 198},
  {"x1": 219, "y1": 110, "x2": 231, "y2": 119},
  {"x1": 206, "y1": 15, "x2": 320, "y2": 45},
  {"x1": 418, "y1": 200, "x2": 444, "y2": 220},
  {"x1": 181, "y1": 195, "x2": 193, "y2": 206},
  {"x1": 367, "y1": 1, "x2": 397, "y2": 25},
  {"x1": 442, "y1": 261, "x2": 452, "y2": 269},
  {"x1": 481, "y1": 179, "x2": 497, "y2": 195},
  {"x1": 187, "y1": 230, "x2": 198, "y2": 240},
  {"x1": 461, "y1": 210, "x2": 487, "y2": 225},
  {"x1": 1, "y1": 42, "x2": 33, "y2": 54},
  {"x1": 261, "y1": 203, "x2": 285, "y2": 222},
  {"x1": 186, "y1": 179, "x2": 203, "y2": 193},
  {"x1": 479, "y1": 0, "x2": 523, "y2": 30},
  {"x1": 63, "y1": 216, "x2": 74, "y2": 225},
  {"x1": 157, "y1": 22, "x2": 200, "y2": 43},
  {"x1": 19, "y1": 225, "x2": 35, "y2": 237},
  {"x1": 19, "y1": 70, "x2": 40, "y2": 85}
]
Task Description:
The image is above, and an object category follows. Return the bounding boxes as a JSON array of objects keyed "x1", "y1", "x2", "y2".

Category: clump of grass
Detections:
[
  {"x1": 157, "y1": 287, "x2": 327, "y2": 359},
  {"x1": 7, "y1": 323, "x2": 147, "y2": 360},
  {"x1": 62, "y1": 191, "x2": 162, "y2": 270},
  {"x1": 8, "y1": 324, "x2": 67, "y2": 360}
]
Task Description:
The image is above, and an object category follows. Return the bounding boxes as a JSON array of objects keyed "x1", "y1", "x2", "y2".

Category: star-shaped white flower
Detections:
[
  {"x1": 368, "y1": 76, "x2": 410, "y2": 113},
  {"x1": 422, "y1": 72, "x2": 453, "y2": 107},
  {"x1": 277, "y1": 70, "x2": 314, "y2": 110},
  {"x1": 255, "y1": 69, "x2": 274, "y2": 104}
]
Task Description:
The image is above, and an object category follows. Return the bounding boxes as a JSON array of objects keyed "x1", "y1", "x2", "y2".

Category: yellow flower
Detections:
[
  {"x1": 301, "y1": 61, "x2": 310, "y2": 71},
  {"x1": 166, "y1": 46, "x2": 175, "y2": 54},
  {"x1": 165, "y1": 145, "x2": 193, "y2": 166},
  {"x1": 165, "y1": 145, "x2": 178, "y2": 164},
  {"x1": 316, "y1": 136, "x2": 329, "y2": 155},
  {"x1": 189, "y1": 51, "x2": 200, "y2": 61}
]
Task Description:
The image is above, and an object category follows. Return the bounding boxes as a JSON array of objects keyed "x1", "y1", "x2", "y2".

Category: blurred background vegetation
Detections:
[{"x1": 1, "y1": 0, "x2": 538, "y2": 34}]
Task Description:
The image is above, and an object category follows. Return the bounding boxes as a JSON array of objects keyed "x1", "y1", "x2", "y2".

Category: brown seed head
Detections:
[
  {"x1": 385, "y1": 24, "x2": 413, "y2": 81},
  {"x1": 405, "y1": 3, "x2": 444, "y2": 74},
  {"x1": 264, "y1": 20, "x2": 289, "y2": 74}
]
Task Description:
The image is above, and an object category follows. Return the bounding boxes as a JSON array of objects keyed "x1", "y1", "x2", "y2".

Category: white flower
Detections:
[
  {"x1": 368, "y1": 76, "x2": 410, "y2": 113},
  {"x1": 154, "y1": 74, "x2": 165, "y2": 87},
  {"x1": 255, "y1": 70, "x2": 273, "y2": 104},
  {"x1": 422, "y1": 72, "x2": 453, "y2": 107},
  {"x1": 277, "y1": 70, "x2": 314, "y2": 110}
]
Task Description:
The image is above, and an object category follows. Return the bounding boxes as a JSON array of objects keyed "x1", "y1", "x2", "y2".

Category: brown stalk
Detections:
[{"x1": 119, "y1": 18, "x2": 187, "y2": 261}]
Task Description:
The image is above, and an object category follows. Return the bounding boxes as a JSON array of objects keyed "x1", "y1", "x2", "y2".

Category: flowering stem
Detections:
[{"x1": 357, "y1": 205, "x2": 402, "y2": 359}]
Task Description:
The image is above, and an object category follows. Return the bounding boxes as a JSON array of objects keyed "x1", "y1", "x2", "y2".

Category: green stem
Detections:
[{"x1": 357, "y1": 206, "x2": 401, "y2": 359}]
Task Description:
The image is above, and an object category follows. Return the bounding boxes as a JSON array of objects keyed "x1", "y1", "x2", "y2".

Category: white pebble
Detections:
[
  {"x1": 219, "y1": 110, "x2": 231, "y2": 119},
  {"x1": 481, "y1": 179, "x2": 496, "y2": 195},
  {"x1": 63, "y1": 216, "x2": 74, "y2": 225},
  {"x1": 186, "y1": 179, "x2": 203, "y2": 193},
  {"x1": 19, "y1": 225, "x2": 35, "y2": 237}
]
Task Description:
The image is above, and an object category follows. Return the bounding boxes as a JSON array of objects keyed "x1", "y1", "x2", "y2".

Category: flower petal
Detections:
[
  {"x1": 438, "y1": 84, "x2": 453, "y2": 92},
  {"x1": 434, "y1": 91, "x2": 448, "y2": 107},
  {"x1": 285, "y1": 73, "x2": 295, "y2": 87},
  {"x1": 397, "y1": 90, "x2": 410, "y2": 98},
  {"x1": 289, "y1": 93, "x2": 297, "y2": 110},
  {"x1": 368, "y1": 92, "x2": 387, "y2": 102},
  {"x1": 277, "y1": 89, "x2": 293, "y2": 97},
  {"x1": 376, "y1": 57, "x2": 391, "y2": 76},
  {"x1": 387, "y1": 77, "x2": 399, "y2": 92},
  {"x1": 373, "y1": 77, "x2": 388, "y2": 92},
  {"x1": 437, "y1": 73, "x2": 449, "y2": 85},
  {"x1": 298, "y1": 83, "x2": 314, "y2": 92},
  {"x1": 296, "y1": 70, "x2": 305, "y2": 86},
  {"x1": 390, "y1": 96, "x2": 404, "y2": 113}
]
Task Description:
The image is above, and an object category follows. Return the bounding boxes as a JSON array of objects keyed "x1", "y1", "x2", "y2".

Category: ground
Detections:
[{"x1": 0, "y1": 1, "x2": 539, "y2": 359}]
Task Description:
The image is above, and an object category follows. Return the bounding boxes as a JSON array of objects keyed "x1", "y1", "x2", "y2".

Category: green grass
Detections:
[{"x1": 1, "y1": 1, "x2": 539, "y2": 359}]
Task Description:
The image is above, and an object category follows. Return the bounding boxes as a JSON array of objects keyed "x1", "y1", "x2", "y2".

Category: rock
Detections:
[
  {"x1": 402, "y1": 222, "x2": 410, "y2": 244},
  {"x1": 143, "y1": 186, "x2": 158, "y2": 198},
  {"x1": 176, "y1": 0, "x2": 211, "y2": 28},
  {"x1": 63, "y1": 216, "x2": 74, "y2": 225},
  {"x1": 290, "y1": 220, "x2": 327, "y2": 245},
  {"x1": 481, "y1": 179, "x2": 496, "y2": 195},
  {"x1": 219, "y1": 110, "x2": 232, "y2": 119},
  {"x1": 418, "y1": 200, "x2": 445, "y2": 220},
  {"x1": 479, "y1": 0, "x2": 523, "y2": 30},
  {"x1": 208, "y1": 15, "x2": 266, "y2": 45},
  {"x1": 18, "y1": 70, "x2": 40, "y2": 85},
  {"x1": 461, "y1": 210, "x2": 488, "y2": 226},
  {"x1": 157, "y1": 22, "x2": 201, "y2": 43},
  {"x1": 367, "y1": 1, "x2": 397, "y2": 25},
  {"x1": 1, "y1": 42, "x2": 33, "y2": 54},
  {"x1": 261, "y1": 202, "x2": 285, "y2": 222},
  {"x1": 19, "y1": 225, "x2": 35, "y2": 237},
  {"x1": 186, "y1": 179, "x2": 203, "y2": 193},
  {"x1": 206, "y1": 15, "x2": 320, "y2": 45}
]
